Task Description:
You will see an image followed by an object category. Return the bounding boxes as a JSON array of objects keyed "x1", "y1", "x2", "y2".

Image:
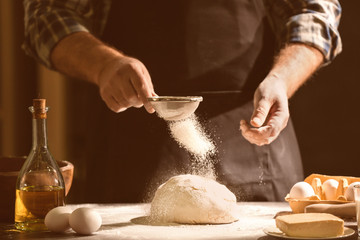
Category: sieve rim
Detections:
[{"x1": 147, "y1": 96, "x2": 203, "y2": 102}]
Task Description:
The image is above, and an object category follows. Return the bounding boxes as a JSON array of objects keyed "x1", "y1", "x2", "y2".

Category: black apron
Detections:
[{"x1": 68, "y1": 0, "x2": 303, "y2": 203}]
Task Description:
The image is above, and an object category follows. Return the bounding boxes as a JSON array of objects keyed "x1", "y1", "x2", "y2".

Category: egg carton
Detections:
[{"x1": 285, "y1": 173, "x2": 360, "y2": 213}]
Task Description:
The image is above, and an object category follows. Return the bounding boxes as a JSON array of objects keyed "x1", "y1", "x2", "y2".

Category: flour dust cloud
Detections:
[{"x1": 168, "y1": 114, "x2": 216, "y2": 179}]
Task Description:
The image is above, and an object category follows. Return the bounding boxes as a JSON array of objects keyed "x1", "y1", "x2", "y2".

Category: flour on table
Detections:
[{"x1": 150, "y1": 174, "x2": 238, "y2": 224}]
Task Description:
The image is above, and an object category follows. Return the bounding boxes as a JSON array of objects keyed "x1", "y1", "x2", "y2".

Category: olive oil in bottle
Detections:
[{"x1": 15, "y1": 99, "x2": 65, "y2": 231}]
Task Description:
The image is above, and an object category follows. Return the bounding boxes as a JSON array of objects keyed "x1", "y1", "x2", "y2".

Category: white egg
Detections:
[
  {"x1": 322, "y1": 179, "x2": 339, "y2": 200},
  {"x1": 69, "y1": 207, "x2": 102, "y2": 235},
  {"x1": 344, "y1": 182, "x2": 360, "y2": 201},
  {"x1": 45, "y1": 206, "x2": 72, "y2": 233},
  {"x1": 289, "y1": 182, "x2": 315, "y2": 199}
]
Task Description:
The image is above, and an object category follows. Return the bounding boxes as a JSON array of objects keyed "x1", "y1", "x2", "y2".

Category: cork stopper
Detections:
[{"x1": 32, "y1": 99, "x2": 47, "y2": 119}]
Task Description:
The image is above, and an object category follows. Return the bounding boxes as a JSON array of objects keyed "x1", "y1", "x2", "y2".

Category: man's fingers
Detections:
[
  {"x1": 102, "y1": 94, "x2": 129, "y2": 113},
  {"x1": 240, "y1": 120, "x2": 276, "y2": 146},
  {"x1": 120, "y1": 78, "x2": 143, "y2": 108},
  {"x1": 266, "y1": 113, "x2": 287, "y2": 137},
  {"x1": 251, "y1": 98, "x2": 272, "y2": 127},
  {"x1": 266, "y1": 101, "x2": 289, "y2": 137},
  {"x1": 141, "y1": 66, "x2": 154, "y2": 92},
  {"x1": 130, "y1": 70, "x2": 155, "y2": 113},
  {"x1": 98, "y1": 56, "x2": 156, "y2": 113}
]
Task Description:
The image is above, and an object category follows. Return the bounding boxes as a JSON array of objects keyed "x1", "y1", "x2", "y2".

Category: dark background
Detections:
[
  {"x1": 1, "y1": 0, "x2": 359, "y2": 192},
  {"x1": 290, "y1": 0, "x2": 360, "y2": 177}
]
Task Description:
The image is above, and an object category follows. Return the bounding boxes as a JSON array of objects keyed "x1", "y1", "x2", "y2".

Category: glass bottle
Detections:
[{"x1": 15, "y1": 99, "x2": 65, "y2": 231}]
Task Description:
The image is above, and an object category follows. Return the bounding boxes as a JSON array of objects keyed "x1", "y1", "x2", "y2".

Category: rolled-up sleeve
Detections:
[
  {"x1": 23, "y1": 0, "x2": 110, "y2": 68},
  {"x1": 265, "y1": 0, "x2": 342, "y2": 64}
]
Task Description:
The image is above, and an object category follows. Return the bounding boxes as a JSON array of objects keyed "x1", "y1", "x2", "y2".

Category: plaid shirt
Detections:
[{"x1": 23, "y1": 0, "x2": 342, "y2": 69}]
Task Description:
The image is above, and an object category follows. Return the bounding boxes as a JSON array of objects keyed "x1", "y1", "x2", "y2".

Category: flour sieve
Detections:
[{"x1": 147, "y1": 96, "x2": 203, "y2": 121}]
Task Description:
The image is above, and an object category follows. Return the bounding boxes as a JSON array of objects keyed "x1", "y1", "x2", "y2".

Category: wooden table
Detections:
[{"x1": 0, "y1": 202, "x2": 357, "y2": 240}]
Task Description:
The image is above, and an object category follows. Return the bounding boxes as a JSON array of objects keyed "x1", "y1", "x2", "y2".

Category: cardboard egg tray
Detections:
[{"x1": 285, "y1": 173, "x2": 360, "y2": 213}]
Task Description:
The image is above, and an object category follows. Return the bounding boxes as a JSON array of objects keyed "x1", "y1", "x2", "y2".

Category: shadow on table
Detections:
[
  {"x1": 101, "y1": 221, "x2": 134, "y2": 229},
  {"x1": 130, "y1": 216, "x2": 179, "y2": 226},
  {"x1": 100, "y1": 216, "x2": 178, "y2": 231},
  {"x1": 130, "y1": 215, "x2": 244, "y2": 227},
  {"x1": 0, "y1": 224, "x2": 84, "y2": 239}
]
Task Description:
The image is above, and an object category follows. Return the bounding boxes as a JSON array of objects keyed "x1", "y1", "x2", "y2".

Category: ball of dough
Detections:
[
  {"x1": 45, "y1": 206, "x2": 72, "y2": 233},
  {"x1": 69, "y1": 208, "x2": 102, "y2": 235},
  {"x1": 150, "y1": 174, "x2": 238, "y2": 224}
]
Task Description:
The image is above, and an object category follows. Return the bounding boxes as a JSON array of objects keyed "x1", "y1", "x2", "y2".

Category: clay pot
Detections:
[{"x1": 0, "y1": 156, "x2": 74, "y2": 222}]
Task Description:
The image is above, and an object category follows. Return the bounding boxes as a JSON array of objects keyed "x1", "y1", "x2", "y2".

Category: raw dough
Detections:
[{"x1": 150, "y1": 174, "x2": 238, "y2": 224}]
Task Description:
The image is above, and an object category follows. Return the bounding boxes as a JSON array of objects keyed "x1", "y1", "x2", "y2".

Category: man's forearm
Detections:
[
  {"x1": 51, "y1": 32, "x2": 122, "y2": 85},
  {"x1": 266, "y1": 43, "x2": 324, "y2": 98},
  {"x1": 51, "y1": 31, "x2": 155, "y2": 113}
]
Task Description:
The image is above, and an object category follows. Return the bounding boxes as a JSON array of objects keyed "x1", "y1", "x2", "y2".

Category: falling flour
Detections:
[{"x1": 168, "y1": 114, "x2": 216, "y2": 178}]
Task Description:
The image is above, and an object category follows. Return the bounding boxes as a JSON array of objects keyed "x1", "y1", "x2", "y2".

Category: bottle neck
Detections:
[{"x1": 32, "y1": 118, "x2": 48, "y2": 148}]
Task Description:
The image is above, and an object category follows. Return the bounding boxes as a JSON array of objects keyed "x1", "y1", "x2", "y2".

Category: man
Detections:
[{"x1": 23, "y1": 0, "x2": 342, "y2": 202}]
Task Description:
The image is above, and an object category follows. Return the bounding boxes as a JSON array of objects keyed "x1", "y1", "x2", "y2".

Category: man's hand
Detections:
[
  {"x1": 97, "y1": 55, "x2": 155, "y2": 113},
  {"x1": 240, "y1": 76, "x2": 289, "y2": 146},
  {"x1": 240, "y1": 44, "x2": 324, "y2": 146},
  {"x1": 51, "y1": 32, "x2": 155, "y2": 113}
]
